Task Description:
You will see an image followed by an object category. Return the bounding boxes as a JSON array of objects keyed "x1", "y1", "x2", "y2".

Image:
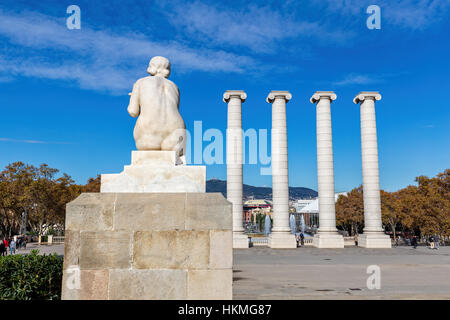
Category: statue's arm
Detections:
[{"x1": 127, "y1": 81, "x2": 140, "y2": 117}]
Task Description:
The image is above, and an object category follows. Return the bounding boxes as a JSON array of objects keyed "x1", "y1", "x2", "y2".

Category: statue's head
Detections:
[{"x1": 147, "y1": 56, "x2": 171, "y2": 78}]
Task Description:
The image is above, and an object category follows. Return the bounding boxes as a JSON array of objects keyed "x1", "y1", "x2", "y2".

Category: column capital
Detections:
[
  {"x1": 266, "y1": 90, "x2": 292, "y2": 104},
  {"x1": 310, "y1": 91, "x2": 337, "y2": 104},
  {"x1": 223, "y1": 90, "x2": 247, "y2": 103},
  {"x1": 353, "y1": 91, "x2": 382, "y2": 104}
]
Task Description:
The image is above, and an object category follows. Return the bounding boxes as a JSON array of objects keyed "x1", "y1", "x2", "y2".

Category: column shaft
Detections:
[
  {"x1": 271, "y1": 97, "x2": 290, "y2": 233},
  {"x1": 354, "y1": 91, "x2": 391, "y2": 248},
  {"x1": 316, "y1": 98, "x2": 337, "y2": 233},
  {"x1": 360, "y1": 98, "x2": 383, "y2": 233},
  {"x1": 223, "y1": 90, "x2": 248, "y2": 248},
  {"x1": 310, "y1": 91, "x2": 343, "y2": 248},
  {"x1": 266, "y1": 91, "x2": 296, "y2": 248},
  {"x1": 227, "y1": 96, "x2": 244, "y2": 233}
]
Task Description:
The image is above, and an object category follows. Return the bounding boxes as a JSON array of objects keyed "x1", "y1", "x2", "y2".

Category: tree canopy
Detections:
[
  {"x1": 336, "y1": 169, "x2": 450, "y2": 238},
  {"x1": 0, "y1": 162, "x2": 99, "y2": 237}
]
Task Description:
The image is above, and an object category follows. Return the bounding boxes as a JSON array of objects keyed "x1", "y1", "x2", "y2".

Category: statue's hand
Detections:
[
  {"x1": 128, "y1": 105, "x2": 139, "y2": 118},
  {"x1": 127, "y1": 85, "x2": 140, "y2": 117}
]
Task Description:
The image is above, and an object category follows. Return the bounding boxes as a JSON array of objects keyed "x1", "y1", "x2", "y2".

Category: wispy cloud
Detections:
[
  {"x1": 332, "y1": 74, "x2": 379, "y2": 86},
  {"x1": 383, "y1": 0, "x2": 450, "y2": 29},
  {"x1": 313, "y1": 0, "x2": 450, "y2": 29},
  {"x1": 0, "y1": 137, "x2": 72, "y2": 144},
  {"x1": 163, "y1": 1, "x2": 354, "y2": 53},
  {"x1": 0, "y1": 8, "x2": 255, "y2": 94}
]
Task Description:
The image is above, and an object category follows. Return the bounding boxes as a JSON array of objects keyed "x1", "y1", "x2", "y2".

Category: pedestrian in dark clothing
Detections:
[
  {"x1": 0, "y1": 240, "x2": 5, "y2": 256},
  {"x1": 412, "y1": 236, "x2": 418, "y2": 249}
]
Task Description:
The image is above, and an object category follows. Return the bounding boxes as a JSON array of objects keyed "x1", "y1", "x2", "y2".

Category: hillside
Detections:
[{"x1": 206, "y1": 179, "x2": 317, "y2": 200}]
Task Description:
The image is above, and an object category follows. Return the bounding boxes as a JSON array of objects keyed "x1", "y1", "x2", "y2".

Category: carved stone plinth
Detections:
[{"x1": 100, "y1": 151, "x2": 206, "y2": 193}]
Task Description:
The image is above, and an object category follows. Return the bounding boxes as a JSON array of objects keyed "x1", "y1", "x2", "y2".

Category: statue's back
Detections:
[{"x1": 133, "y1": 76, "x2": 184, "y2": 150}]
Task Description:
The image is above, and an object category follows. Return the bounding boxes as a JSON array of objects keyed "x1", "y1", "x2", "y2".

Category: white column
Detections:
[
  {"x1": 353, "y1": 92, "x2": 391, "y2": 248},
  {"x1": 223, "y1": 90, "x2": 249, "y2": 248},
  {"x1": 266, "y1": 91, "x2": 297, "y2": 248},
  {"x1": 310, "y1": 92, "x2": 344, "y2": 248}
]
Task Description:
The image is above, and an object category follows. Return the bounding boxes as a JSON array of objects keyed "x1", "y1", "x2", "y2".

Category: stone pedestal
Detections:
[
  {"x1": 268, "y1": 232, "x2": 297, "y2": 249},
  {"x1": 62, "y1": 192, "x2": 232, "y2": 300},
  {"x1": 312, "y1": 233, "x2": 344, "y2": 248},
  {"x1": 358, "y1": 233, "x2": 392, "y2": 248},
  {"x1": 101, "y1": 151, "x2": 206, "y2": 193}
]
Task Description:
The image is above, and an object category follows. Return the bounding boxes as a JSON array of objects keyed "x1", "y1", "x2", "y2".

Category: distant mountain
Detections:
[{"x1": 206, "y1": 179, "x2": 317, "y2": 200}]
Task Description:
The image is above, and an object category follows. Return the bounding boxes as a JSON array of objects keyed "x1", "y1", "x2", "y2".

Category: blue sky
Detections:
[{"x1": 0, "y1": 0, "x2": 449, "y2": 192}]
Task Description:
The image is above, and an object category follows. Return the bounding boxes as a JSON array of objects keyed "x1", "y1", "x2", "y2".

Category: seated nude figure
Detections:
[{"x1": 127, "y1": 56, "x2": 186, "y2": 158}]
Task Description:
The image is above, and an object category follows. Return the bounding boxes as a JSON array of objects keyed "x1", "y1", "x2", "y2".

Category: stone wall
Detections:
[{"x1": 62, "y1": 192, "x2": 232, "y2": 300}]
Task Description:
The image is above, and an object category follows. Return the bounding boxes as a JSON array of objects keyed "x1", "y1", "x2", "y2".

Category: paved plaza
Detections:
[
  {"x1": 233, "y1": 246, "x2": 450, "y2": 300},
  {"x1": 14, "y1": 243, "x2": 64, "y2": 256},
  {"x1": 16, "y1": 243, "x2": 450, "y2": 299}
]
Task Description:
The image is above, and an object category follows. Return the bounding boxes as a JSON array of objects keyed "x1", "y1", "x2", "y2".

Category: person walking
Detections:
[
  {"x1": 3, "y1": 238, "x2": 9, "y2": 256},
  {"x1": 300, "y1": 232, "x2": 305, "y2": 247},
  {"x1": 9, "y1": 239, "x2": 16, "y2": 255},
  {"x1": 434, "y1": 235, "x2": 439, "y2": 250},
  {"x1": 412, "y1": 236, "x2": 418, "y2": 249},
  {"x1": 354, "y1": 233, "x2": 359, "y2": 246},
  {"x1": 0, "y1": 239, "x2": 5, "y2": 256},
  {"x1": 429, "y1": 235, "x2": 435, "y2": 249}
]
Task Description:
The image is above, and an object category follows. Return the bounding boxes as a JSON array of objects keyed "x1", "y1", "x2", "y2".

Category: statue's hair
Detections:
[{"x1": 147, "y1": 56, "x2": 171, "y2": 78}]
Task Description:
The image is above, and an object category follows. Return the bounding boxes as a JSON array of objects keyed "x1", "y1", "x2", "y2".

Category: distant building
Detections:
[
  {"x1": 295, "y1": 193, "x2": 347, "y2": 232},
  {"x1": 243, "y1": 199, "x2": 272, "y2": 224},
  {"x1": 293, "y1": 199, "x2": 315, "y2": 212}
]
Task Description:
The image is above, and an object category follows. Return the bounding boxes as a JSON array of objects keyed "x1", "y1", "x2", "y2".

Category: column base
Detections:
[
  {"x1": 233, "y1": 233, "x2": 249, "y2": 249},
  {"x1": 313, "y1": 233, "x2": 344, "y2": 248},
  {"x1": 268, "y1": 232, "x2": 297, "y2": 249},
  {"x1": 358, "y1": 233, "x2": 392, "y2": 248}
]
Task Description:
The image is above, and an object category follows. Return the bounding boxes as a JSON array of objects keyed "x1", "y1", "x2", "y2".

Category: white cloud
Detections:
[
  {"x1": 0, "y1": 8, "x2": 255, "y2": 93},
  {"x1": 164, "y1": 1, "x2": 354, "y2": 53}
]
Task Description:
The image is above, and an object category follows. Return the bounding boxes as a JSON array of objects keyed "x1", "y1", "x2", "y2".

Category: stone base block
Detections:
[
  {"x1": 100, "y1": 151, "x2": 205, "y2": 193},
  {"x1": 313, "y1": 233, "x2": 344, "y2": 248},
  {"x1": 268, "y1": 232, "x2": 297, "y2": 249},
  {"x1": 358, "y1": 233, "x2": 392, "y2": 248},
  {"x1": 62, "y1": 192, "x2": 232, "y2": 300},
  {"x1": 233, "y1": 233, "x2": 249, "y2": 249}
]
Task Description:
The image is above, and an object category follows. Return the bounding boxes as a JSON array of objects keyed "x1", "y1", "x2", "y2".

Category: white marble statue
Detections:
[{"x1": 127, "y1": 56, "x2": 186, "y2": 157}]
